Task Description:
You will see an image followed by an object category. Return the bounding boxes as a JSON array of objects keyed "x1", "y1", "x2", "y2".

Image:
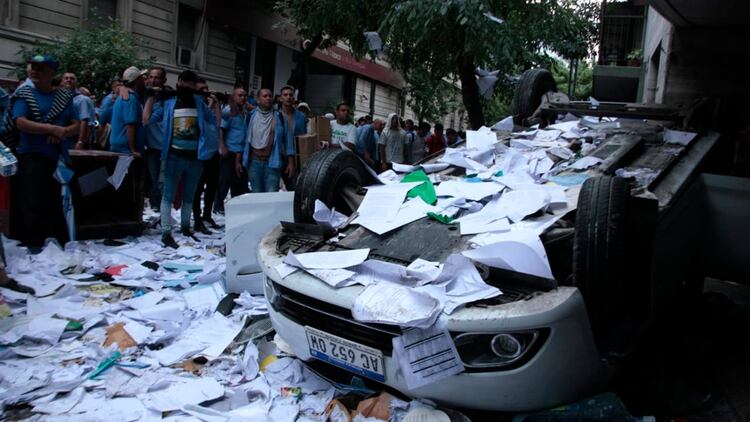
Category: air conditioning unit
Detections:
[{"x1": 177, "y1": 46, "x2": 195, "y2": 67}]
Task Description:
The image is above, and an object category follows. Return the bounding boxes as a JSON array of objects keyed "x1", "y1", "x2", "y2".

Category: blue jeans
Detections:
[
  {"x1": 160, "y1": 154, "x2": 202, "y2": 233},
  {"x1": 248, "y1": 158, "x2": 280, "y2": 193},
  {"x1": 145, "y1": 148, "x2": 163, "y2": 209}
]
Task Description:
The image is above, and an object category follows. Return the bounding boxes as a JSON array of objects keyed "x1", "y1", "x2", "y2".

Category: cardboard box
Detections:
[
  {"x1": 312, "y1": 117, "x2": 331, "y2": 142},
  {"x1": 296, "y1": 134, "x2": 320, "y2": 166}
]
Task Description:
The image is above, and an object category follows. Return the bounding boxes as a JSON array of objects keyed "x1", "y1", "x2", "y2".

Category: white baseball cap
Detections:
[{"x1": 122, "y1": 66, "x2": 146, "y2": 83}]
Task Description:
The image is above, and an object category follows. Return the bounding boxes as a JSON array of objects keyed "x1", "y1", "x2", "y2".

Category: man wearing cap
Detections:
[
  {"x1": 61, "y1": 72, "x2": 96, "y2": 150},
  {"x1": 144, "y1": 70, "x2": 220, "y2": 248},
  {"x1": 296, "y1": 102, "x2": 313, "y2": 133},
  {"x1": 109, "y1": 66, "x2": 146, "y2": 156},
  {"x1": 11, "y1": 55, "x2": 78, "y2": 250}
]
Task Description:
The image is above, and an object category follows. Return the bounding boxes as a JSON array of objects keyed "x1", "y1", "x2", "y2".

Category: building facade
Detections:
[{"x1": 0, "y1": 0, "x2": 465, "y2": 129}]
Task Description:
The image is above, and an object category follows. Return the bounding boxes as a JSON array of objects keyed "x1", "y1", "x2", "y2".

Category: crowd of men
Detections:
[{"x1": 0, "y1": 54, "x2": 464, "y2": 252}]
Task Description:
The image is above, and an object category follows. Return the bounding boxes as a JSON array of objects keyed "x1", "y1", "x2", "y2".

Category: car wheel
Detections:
[
  {"x1": 294, "y1": 148, "x2": 373, "y2": 223},
  {"x1": 511, "y1": 68, "x2": 557, "y2": 124},
  {"x1": 573, "y1": 176, "x2": 632, "y2": 353}
]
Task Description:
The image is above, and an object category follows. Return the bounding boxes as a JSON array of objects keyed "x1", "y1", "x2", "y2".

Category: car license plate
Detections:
[{"x1": 305, "y1": 326, "x2": 385, "y2": 382}]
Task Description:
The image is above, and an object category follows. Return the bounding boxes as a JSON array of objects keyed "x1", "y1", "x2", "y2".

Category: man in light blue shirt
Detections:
[
  {"x1": 142, "y1": 67, "x2": 169, "y2": 211},
  {"x1": 109, "y1": 66, "x2": 146, "y2": 156},
  {"x1": 61, "y1": 72, "x2": 96, "y2": 149},
  {"x1": 240, "y1": 88, "x2": 296, "y2": 193},
  {"x1": 97, "y1": 77, "x2": 122, "y2": 127},
  {"x1": 217, "y1": 87, "x2": 250, "y2": 208}
]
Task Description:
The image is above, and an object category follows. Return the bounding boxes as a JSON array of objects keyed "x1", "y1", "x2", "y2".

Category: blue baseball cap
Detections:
[{"x1": 28, "y1": 54, "x2": 59, "y2": 71}]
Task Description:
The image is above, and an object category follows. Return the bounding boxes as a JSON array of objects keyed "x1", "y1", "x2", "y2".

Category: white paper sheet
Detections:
[
  {"x1": 306, "y1": 268, "x2": 357, "y2": 288},
  {"x1": 0, "y1": 314, "x2": 69, "y2": 345},
  {"x1": 352, "y1": 283, "x2": 441, "y2": 328},
  {"x1": 533, "y1": 129, "x2": 563, "y2": 143},
  {"x1": 664, "y1": 128, "x2": 697, "y2": 145},
  {"x1": 149, "y1": 338, "x2": 207, "y2": 366},
  {"x1": 432, "y1": 254, "x2": 502, "y2": 314},
  {"x1": 32, "y1": 386, "x2": 86, "y2": 414},
  {"x1": 11, "y1": 274, "x2": 65, "y2": 297},
  {"x1": 463, "y1": 230, "x2": 554, "y2": 279},
  {"x1": 181, "y1": 281, "x2": 226, "y2": 311},
  {"x1": 569, "y1": 156, "x2": 602, "y2": 170},
  {"x1": 459, "y1": 216, "x2": 510, "y2": 235},
  {"x1": 406, "y1": 259, "x2": 443, "y2": 286},
  {"x1": 107, "y1": 155, "x2": 134, "y2": 190},
  {"x1": 392, "y1": 326, "x2": 464, "y2": 390},
  {"x1": 392, "y1": 162, "x2": 450, "y2": 174},
  {"x1": 121, "y1": 292, "x2": 165, "y2": 310},
  {"x1": 491, "y1": 116, "x2": 514, "y2": 131},
  {"x1": 547, "y1": 120, "x2": 580, "y2": 132},
  {"x1": 139, "y1": 377, "x2": 224, "y2": 412},
  {"x1": 284, "y1": 248, "x2": 370, "y2": 270},
  {"x1": 275, "y1": 262, "x2": 299, "y2": 279},
  {"x1": 355, "y1": 182, "x2": 423, "y2": 222},
  {"x1": 123, "y1": 320, "x2": 154, "y2": 344},
  {"x1": 354, "y1": 198, "x2": 435, "y2": 235},
  {"x1": 122, "y1": 301, "x2": 185, "y2": 322},
  {"x1": 349, "y1": 259, "x2": 410, "y2": 287},
  {"x1": 456, "y1": 189, "x2": 550, "y2": 234},
  {"x1": 466, "y1": 130, "x2": 497, "y2": 150},
  {"x1": 190, "y1": 312, "x2": 244, "y2": 359},
  {"x1": 435, "y1": 180, "x2": 503, "y2": 201},
  {"x1": 313, "y1": 200, "x2": 348, "y2": 230}
]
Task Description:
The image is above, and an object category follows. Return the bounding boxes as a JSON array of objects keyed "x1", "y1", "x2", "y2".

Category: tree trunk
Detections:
[
  {"x1": 287, "y1": 33, "x2": 323, "y2": 93},
  {"x1": 457, "y1": 55, "x2": 484, "y2": 130}
]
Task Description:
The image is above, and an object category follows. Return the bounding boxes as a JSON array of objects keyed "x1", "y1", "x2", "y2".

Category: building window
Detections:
[
  {"x1": 88, "y1": 0, "x2": 117, "y2": 28},
  {"x1": 176, "y1": 3, "x2": 201, "y2": 68}
]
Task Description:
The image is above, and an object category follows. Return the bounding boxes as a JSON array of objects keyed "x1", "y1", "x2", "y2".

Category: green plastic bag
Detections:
[{"x1": 401, "y1": 170, "x2": 437, "y2": 205}]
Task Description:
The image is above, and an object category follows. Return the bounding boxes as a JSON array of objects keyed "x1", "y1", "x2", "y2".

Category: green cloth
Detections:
[
  {"x1": 65, "y1": 320, "x2": 83, "y2": 331},
  {"x1": 427, "y1": 212, "x2": 454, "y2": 224},
  {"x1": 401, "y1": 170, "x2": 437, "y2": 205}
]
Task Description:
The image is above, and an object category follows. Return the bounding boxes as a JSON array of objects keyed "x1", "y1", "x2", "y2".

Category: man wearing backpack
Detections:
[{"x1": 11, "y1": 55, "x2": 78, "y2": 250}]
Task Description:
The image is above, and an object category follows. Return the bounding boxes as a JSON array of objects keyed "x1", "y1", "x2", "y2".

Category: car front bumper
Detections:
[{"x1": 261, "y1": 253, "x2": 609, "y2": 411}]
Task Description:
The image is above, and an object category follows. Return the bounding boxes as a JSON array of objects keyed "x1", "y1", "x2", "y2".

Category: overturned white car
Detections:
[{"x1": 229, "y1": 71, "x2": 748, "y2": 411}]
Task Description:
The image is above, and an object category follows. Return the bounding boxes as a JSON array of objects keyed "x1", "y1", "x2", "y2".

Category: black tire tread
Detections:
[
  {"x1": 573, "y1": 176, "x2": 630, "y2": 345},
  {"x1": 293, "y1": 149, "x2": 369, "y2": 223},
  {"x1": 511, "y1": 68, "x2": 557, "y2": 121}
]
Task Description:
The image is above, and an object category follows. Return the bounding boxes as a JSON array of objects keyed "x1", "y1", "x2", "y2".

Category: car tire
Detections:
[
  {"x1": 294, "y1": 148, "x2": 373, "y2": 224},
  {"x1": 573, "y1": 176, "x2": 631, "y2": 352},
  {"x1": 511, "y1": 68, "x2": 557, "y2": 124}
]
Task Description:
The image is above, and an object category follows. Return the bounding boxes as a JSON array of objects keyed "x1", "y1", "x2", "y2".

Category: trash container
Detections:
[{"x1": 69, "y1": 150, "x2": 145, "y2": 240}]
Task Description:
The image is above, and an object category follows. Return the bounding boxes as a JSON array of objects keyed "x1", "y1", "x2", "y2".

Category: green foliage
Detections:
[
  {"x1": 483, "y1": 94, "x2": 512, "y2": 126},
  {"x1": 404, "y1": 73, "x2": 460, "y2": 123},
  {"x1": 551, "y1": 58, "x2": 593, "y2": 100},
  {"x1": 276, "y1": 0, "x2": 600, "y2": 126},
  {"x1": 626, "y1": 48, "x2": 642, "y2": 61},
  {"x1": 14, "y1": 17, "x2": 153, "y2": 97},
  {"x1": 274, "y1": 0, "x2": 384, "y2": 59}
]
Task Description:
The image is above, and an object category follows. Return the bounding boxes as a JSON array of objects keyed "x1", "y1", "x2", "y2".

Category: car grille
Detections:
[{"x1": 269, "y1": 280, "x2": 401, "y2": 354}]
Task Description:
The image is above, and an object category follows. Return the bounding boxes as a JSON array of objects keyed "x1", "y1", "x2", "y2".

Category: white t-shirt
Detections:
[{"x1": 330, "y1": 121, "x2": 357, "y2": 150}]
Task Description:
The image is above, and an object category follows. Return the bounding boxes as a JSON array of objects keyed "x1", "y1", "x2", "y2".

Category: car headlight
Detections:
[
  {"x1": 453, "y1": 330, "x2": 545, "y2": 369},
  {"x1": 263, "y1": 275, "x2": 278, "y2": 306}
]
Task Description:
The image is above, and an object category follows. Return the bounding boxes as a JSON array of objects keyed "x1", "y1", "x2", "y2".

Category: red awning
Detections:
[
  {"x1": 207, "y1": 1, "x2": 404, "y2": 88},
  {"x1": 311, "y1": 46, "x2": 404, "y2": 89}
]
